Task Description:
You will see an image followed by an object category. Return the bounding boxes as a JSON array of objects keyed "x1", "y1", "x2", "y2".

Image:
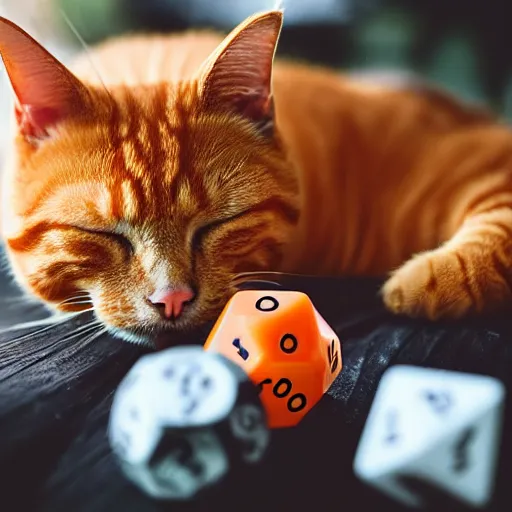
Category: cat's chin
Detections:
[
  {"x1": 106, "y1": 323, "x2": 206, "y2": 349},
  {"x1": 106, "y1": 326, "x2": 155, "y2": 347}
]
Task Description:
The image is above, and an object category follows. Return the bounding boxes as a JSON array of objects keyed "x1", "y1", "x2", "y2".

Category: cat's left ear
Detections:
[
  {"x1": 198, "y1": 10, "x2": 283, "y2": 137},
  {"x1": 0, "y1": 17, "x2": 90, "y2": 142}
]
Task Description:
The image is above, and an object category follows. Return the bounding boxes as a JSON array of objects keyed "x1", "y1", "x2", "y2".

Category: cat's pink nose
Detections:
[{"x1": 147, "y1": 286, "x2": 195, "y2": 319}]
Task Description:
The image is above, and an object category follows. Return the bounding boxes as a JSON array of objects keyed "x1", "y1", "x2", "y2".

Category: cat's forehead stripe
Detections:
[
  {"x1": 109, "y1": 86, "x2": 231, "y2": 216},
  {"x1": 93, "y1": 184, "x2": 115, "y2": 220},
  {"x1": 124, "y1": 179, "x2": 144, "y2": 222},
  {"x1": 121, "y1": 140, "x2": 148, "y2": 180},
  {"x1": 113, "y1": 87, "x2": 192, "y2": 203}
]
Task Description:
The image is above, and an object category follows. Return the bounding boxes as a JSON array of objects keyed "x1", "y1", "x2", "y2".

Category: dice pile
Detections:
[
  {"x1": 108, "y1": 289, "x2": 506, "y2": 509},
  {"x1": 108, "y1": 290, "x2": 342, "y2": 499}
]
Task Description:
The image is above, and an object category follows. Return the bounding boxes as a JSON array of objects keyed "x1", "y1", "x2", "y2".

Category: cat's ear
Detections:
[
  {"x1": 0, "y1": 17, "x2": 89, "y2": 141},
  {"x1": 198, "y1": 10, "x2": 283, "y2": 137}
]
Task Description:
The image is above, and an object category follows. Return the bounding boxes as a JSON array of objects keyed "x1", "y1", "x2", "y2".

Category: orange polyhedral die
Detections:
[{"x1": 203, "y1": 290, "x2": 343, "y2": 428}]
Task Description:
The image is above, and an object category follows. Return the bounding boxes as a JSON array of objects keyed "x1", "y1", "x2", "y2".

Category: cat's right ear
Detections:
[
  {"x1": 197, "y1": 10, "x2": 283, "y2": 138},
  {"x1": 0, "y1": 17, "x2": 89, "y2": 142}
]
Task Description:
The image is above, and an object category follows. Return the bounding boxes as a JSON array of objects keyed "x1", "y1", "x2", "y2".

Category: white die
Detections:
[
  {"x1": 108, "y1": 346, "x2": 238, "y2": 499},
  {"x1": 353, "y1": 365, "x2": 505, "y2": 508}
]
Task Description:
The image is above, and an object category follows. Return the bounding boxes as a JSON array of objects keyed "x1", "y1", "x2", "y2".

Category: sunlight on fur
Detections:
[{"x1": 2, "y1": 7, "x2": 512, "y2": 348}]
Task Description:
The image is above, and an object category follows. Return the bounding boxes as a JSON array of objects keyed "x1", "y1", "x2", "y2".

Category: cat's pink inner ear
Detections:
[
  {"x1": 0, "y1": 16, "x2": 88, "y2": 140},
  {"x1": 199, "y1": 11, "x2": 283, "y2": 131}
]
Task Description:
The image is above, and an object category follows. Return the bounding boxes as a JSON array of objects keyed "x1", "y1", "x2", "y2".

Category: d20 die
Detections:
[
  {"x1": 108, "y1": 346, "x2": 270, "y2": 500},
  {"x1": 204, "y1": 290, "x2": 342, "y2": 428},
  {"x1": 353, "y1": 365, "x2": 505, "y2": 508}
]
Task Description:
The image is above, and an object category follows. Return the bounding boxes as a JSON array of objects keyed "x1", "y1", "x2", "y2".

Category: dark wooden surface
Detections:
[{"x1": 0, "y1": 245, "x2": 511, "y2": 511}]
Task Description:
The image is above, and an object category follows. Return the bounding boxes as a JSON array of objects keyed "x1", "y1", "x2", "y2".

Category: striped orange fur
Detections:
[{"x1": 1, "y1": 10, "x2": 512, "y2": 344}]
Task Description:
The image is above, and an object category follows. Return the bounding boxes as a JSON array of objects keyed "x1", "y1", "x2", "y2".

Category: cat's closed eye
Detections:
[
  {"x1": 190, "y1": 210, "x2": 254, "y2": 253},
  {"x1": 191, "y1": 221, "x2": 223, "y2": 253},
  {"x1": 76, "y1": 227, "x2": 134, "y2": 258}
]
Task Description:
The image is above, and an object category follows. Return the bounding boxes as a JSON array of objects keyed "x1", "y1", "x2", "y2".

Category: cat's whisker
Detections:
[
  {"x1": 0, "y1": 320, "x2": 104, "y2": 372},
  {"x1": 54, "y1": 293, "x2": 92, "y2": 307},
  {"x1": 0, "y1": 322, "x2": 65, "y2": 345},
  {"x1": 231, "y1": 270, "x2": 319, "y2": 289},
  {"x1": 234, "y1": 270, "x2": 310, "y2": 280},
  {"x1": 56, "y1": 320, "x2": 104, "y2": 345},
  {"x1": 231, "y1": 272, "x2": 283, "y2": 287},
  {"x1": 0, "y1": 293, "x2": 92, "y2": 313},
  {"x1": 58, "y1": 8, "x2": 113, "y2": 101},
  {"x1": 233, "y1": 280, "x2": 283, "y2": 291},
  {"x1": 65, "y1": 300, "x2": 93, "y2": 306},
  {"x1": 55, "y1": 299, "x2": 93, "y2": 308},
  {"x1": 274, "y1": 0, "x2": 284, "y2": 11},
  {"x1": 62, "y1": 319, "x2": 102, "y2": 335},
  {"x1": 0, "y1": 308, "x2": 94, "y2": 343},
  {"x1": 0, "y1": 311, "x2": 80, "y2": 333},
  {"x1": 0, "y1": 321, "x2": 106, "y2": 363},
  {"x1": 81, "y1": 326, "x2": 108, "y2": 346},
  {"x1": 59, "y1": 291, "x2": 90, "y2": 299}
]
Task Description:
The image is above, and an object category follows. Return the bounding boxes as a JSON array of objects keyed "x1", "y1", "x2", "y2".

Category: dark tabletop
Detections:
[{"x1": 0, "y1": 245, "x2": 511, "y2": 512}]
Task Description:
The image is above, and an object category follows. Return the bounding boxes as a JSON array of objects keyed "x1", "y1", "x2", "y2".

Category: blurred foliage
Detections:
[
  {"x1": 55, "y1": 0, "x2": 511, "y2": 119},
  {"x1": 58, "y1": 0, "x2": 131, "y2": 41}
]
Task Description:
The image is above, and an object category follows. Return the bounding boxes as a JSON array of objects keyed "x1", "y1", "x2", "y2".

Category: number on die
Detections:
[
  {"x1": 354, "y1": 365, "x2": 505, "y2": 508},
  {"x1": 204, "y1": 290, "x2": 343, "y2": 428}
]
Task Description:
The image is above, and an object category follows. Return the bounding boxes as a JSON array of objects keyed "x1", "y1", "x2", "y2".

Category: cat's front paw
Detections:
[{"x1": 381, "y1": 249, "x2": 476, "y2": 321}]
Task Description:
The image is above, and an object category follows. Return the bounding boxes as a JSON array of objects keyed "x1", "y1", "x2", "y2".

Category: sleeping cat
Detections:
[{"x1": 1, "y1": 10, "x2": 512, "y2": 346}]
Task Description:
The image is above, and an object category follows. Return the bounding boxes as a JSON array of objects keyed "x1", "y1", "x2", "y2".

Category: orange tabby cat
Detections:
[{"x1": 1, "y1": 10, "x2": 511, "y2": 345}]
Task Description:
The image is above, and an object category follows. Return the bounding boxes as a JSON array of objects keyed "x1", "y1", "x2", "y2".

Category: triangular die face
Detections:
[
  {"x1": 314, "y1": 310, "x2": 342, "y2": 391},
  {"x1": 220, "y1": 290, "x2": 301, "y2": 318},
  {"x1": 208, "y1": 318, "x2": 263, "y2": 374},
  {"x1": 354, "y1": 398, "x2": 434, "y2": 478},
  {"x1": 214, "y1": 290, "x2": 320, "y2": 363},
  {"x1": 354, "y1": 366, "x2": 504, "y2": 478},
  {"x1": 249, "y1": 292, "x2": 319, "y2": 361},
  {"x1": 411, "y1": 403, "x2": 504, "y2": 507},
  {"x1": 384, "y1": 366, "x2": 504, "y2": 424}
]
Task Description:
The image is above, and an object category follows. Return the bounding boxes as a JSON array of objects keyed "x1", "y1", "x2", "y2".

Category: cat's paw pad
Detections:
[{"x1": 381, "y1": 249, "x2": 475, "y2": 320}]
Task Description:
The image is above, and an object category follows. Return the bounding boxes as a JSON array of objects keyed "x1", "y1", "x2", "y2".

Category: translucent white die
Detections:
[{"x1": 354, "y1": 365, "x2": 505, "y2": 508}]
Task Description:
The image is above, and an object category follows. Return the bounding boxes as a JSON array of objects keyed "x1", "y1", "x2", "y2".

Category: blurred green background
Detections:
[{"x1": 2, "y1": 0, "x2": 511, "y2": 118}]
